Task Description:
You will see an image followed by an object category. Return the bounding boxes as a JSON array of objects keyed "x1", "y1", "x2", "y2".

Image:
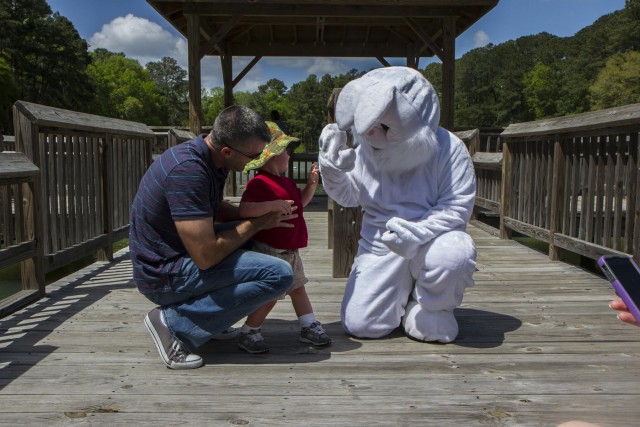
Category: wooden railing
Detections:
[
  {"x1": 0, "y1": 152, "x2": 41, "y2": 316},
  {"x1": 232, "y1": 152, "x2": 320, "y2": 195},
  {"x1": 0, "y1": 101, "x2": 154, "y2": 316},
  {"x1": 467, "y1": 128, "x2": 504, "y2": 219},
  {"x1": 500, "y1": 103, "x2": 640, "y2": 262},
  {"x1": 1, "y1": 135, "x2": 16, "y2": 152}
]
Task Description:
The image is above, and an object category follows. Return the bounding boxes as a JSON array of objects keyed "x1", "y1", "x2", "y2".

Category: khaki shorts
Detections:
[{"x1": 253, "y1": 242, "x2": 308, "y2": 300}]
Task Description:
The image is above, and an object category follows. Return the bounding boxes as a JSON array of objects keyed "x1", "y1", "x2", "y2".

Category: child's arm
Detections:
[
  {"x1": 300, "y1": 163, "x2": 319, "y2": 207},
  {"x1": 238, "y1": 199, "x2": 296, "y2": 218}
]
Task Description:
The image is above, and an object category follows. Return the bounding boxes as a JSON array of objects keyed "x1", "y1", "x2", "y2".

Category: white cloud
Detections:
[
  {"x1": 265, "y1": 57, "x2": 316, "y2": 68},
  {"x1": 307, "y1": 58, "x2": 349, "y2": 76},
  {"x1": 473, "y1": 30, "x2": 491, "y2": 48},
  {"x1": 89, "y1": 14, "x2": 186, "y2": 67}
]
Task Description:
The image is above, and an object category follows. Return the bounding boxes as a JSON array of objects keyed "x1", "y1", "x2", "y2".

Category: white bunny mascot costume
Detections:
[{"x1": 318, "y1": 66, "x2": 477, "y2": 343}]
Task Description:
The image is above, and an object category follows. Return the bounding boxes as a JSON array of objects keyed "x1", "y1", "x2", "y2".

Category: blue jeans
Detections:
[{"x1": 145, "y1": 248, "x2": 293, "y2": 352}]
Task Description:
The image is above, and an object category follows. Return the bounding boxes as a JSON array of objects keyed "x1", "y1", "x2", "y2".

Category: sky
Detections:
[{"x1": 46, "y1": 0, "x2": 627, "y2": 92}]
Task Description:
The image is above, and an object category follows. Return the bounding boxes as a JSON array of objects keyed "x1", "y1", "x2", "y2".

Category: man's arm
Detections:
[
  {"x1": 175, "y1": 211, "x2": 297, "y2": 270},
  {"x1": 238, "y1": 200, "x2": 296, "y2": 218},
  {"x1": 216, "y1": 201, "x2": 241, "y2": 222}
]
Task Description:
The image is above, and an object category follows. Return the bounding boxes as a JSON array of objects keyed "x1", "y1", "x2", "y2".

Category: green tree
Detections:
[
  {"x1": 560, "y1": 7, "x2": 640, "y2": 114},
  {"x1": 201, "y1": 87, "x2": 225, "y2": 126},
  {"x1": 146, "y1": 57, "x2": 188, "y2": 125},
  {"x1": 87, "y1": 49, "x2": 163, "y2": 124},
  {"x1": 0, "y1": 0, "x2": 93, "y2": 115},
  {"x1": 589, "y1": 51, "x2": 640, "y2": 109},
  {"x1": 0, "y1": 56, "x2": 16, "y2": 133},
  {"x1": 248, "y1": 78, "x2": 288, "y2": 121},
  {"x1": 627, "y1": 0, "x2": 640, "y2": 19},
  {"x1": 285, "y1": 74, "x2": 333, "y2": 151},
  {"x1": 523, "y1": 62, "x2": 560, "y2": 119}
]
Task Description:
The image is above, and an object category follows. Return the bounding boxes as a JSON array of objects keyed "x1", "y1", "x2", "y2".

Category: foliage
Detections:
[
  {"x1": 589, "y1": 51, "x2": 640, "y2": 109},
  {"x1": 627, "y1": 0, "x2": 640, "y2": 19},
  {"x1": 146, "y1": 57, "x2": 188, "y2": 126},
  {"x1": 202, "y1": 87, "x2": 225, "y2": 126},
  {"x1": 523, "y1": 62, "x2": 561, "y2": 119},
  {"x1": 424, "y1": 7, "x2": 639, "y2": 126},
  {"x1": 0, "y1": 0, "x2": 93, "y2": 131},
  {"x1": 0, "y1": 56, "x2": 16, "y2": 133},
  {"x1": 2, "y1": 2, "x2": 637, "y2": 139},
  {"x1": 87, "y1": 49, "x2": 163, "y2": 124}
]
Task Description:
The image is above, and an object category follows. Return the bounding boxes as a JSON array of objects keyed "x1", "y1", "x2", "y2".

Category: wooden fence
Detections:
[
  {"x1": 0, "y1": 101, "x2": 154, "y2": 316},
  {"x1": 500, "y1": 103, "x2": 640, "y2": 262},
  {"x1": 0, "y1": 152, "x2": 41, "y2": 316}
]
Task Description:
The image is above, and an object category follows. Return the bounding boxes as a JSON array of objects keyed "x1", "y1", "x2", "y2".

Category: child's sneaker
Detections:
[
  {"x1": 300, "y1": 321, "x2": 331, "y2": 346},
  {"x1": 237, "y1": 328, "x2": 269, "y2": 353}
]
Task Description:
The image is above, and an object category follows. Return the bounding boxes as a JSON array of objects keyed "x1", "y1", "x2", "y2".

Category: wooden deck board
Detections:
[{"x1": 1, "y1": 208, "x2": 639, "y2": 426}]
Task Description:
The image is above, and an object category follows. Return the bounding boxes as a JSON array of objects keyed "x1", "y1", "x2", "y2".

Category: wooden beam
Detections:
[
  {"x1": 417, "y1": 29, "x2": 443, "y2": 56},
  {"x1": 184, "y1": 3, "x2": 464, "y2": 18},
  {"x1": 232, "y1": 56, "x2": 263, "y2": 88},
  {"x1": 221, "y1": 53, "x2": 233, "y2": 108},
  {"x1": 186, "y1": 14, "x2": 202, "y2": 134},
  {"x1": 199, "y1": 15, "x2": 241, "y2": 59},
  {"x1": 404, "y1": 17, "x2": 444, "y2": 60},
  {"x1": 316, "y1": 16, "x2": 325, "y2": 45},
  {"x1": 212, "y1": 42, "x2": 437, "y2": 57},
  {"x1": 441, "y1": 16, "x2": 455, "y2": 131},
  {"x1": 376, "y1": 56, "x2": 391, "y2": 67}
]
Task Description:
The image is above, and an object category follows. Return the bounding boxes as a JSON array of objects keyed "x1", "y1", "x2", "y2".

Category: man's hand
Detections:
[{"x1": 254, "y1": 210, "x2": 298, "y2": 230}]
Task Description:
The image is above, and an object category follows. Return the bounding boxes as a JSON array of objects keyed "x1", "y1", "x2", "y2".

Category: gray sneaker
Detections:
[
  {"x1": 144, "y1": 308, "x2": 203, "y2": 369},
  {"x1": 237, "y1": 329, "x2": 269, "y2": 353},
  {"x1": 300, "y1": 321, "x2": 331, "y2": 346}
]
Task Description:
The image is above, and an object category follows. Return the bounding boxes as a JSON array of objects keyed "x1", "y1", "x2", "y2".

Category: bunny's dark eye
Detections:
[{"x1": 380, "y1": 123, "x2": 389, "y2": 131}]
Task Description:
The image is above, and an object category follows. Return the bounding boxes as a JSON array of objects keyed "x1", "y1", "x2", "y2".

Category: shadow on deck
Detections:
[{"x1": 1, "y1": 203, "x2": 639, "y2": 426}]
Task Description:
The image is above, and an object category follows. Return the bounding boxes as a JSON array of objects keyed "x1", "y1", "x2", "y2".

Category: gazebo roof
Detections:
[{"x1": 146, "y1": 0, "x2": 498, "y2": 60}]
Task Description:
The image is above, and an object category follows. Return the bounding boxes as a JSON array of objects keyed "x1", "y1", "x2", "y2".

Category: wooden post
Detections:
[
  {"x1": 220, "y1": 51, "x2": 237, "y2": 197},
  {"x1": 326, "y1": 87, "x2": 362, "y2": 277},
  {"x1": 332, "y1": 204, "x2": 362, "y2": 278},
  {"x1": 13, "y1": 107, "x2": 45, "y2": 296},
  {"x1": 549, "y1": 134, "x2": 566, "y2": 261},
  {"x1": 186, "y1": 14, "x2": 202, "y2": 135},
  {"x1": 221, "y1": 52, "x2": 234, "y2": 108},
  {"x1": 98, "y1": 133, "x2": 113, "y2": 262},
  {"x1": 631, "y1": 131, "x2": 640, "y2": 263},
  {"x1": 441, "y1": 17, "x2": 456, "y2": 131},
  {"x1": 499, "y1": 140, "x2": 512, "y2": 240}
]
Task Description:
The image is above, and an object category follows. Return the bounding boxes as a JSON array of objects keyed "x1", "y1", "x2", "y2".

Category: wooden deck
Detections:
[{"x1": 1, "y1": 200, "x2": 639, "y2": 426}]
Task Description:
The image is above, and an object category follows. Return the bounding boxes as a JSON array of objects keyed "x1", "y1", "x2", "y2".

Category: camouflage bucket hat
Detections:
[{"x1": 243, "y1": 121, "x2": 300, "y2": 173}]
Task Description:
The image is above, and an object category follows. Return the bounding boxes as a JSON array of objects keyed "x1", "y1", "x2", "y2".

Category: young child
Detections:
[{"x1": 237, "y1": 121, "x2": 331, "y2": 353}]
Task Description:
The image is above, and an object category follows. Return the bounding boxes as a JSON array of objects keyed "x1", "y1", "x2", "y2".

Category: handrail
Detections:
[
  {"x1": 0, "y1": 152, "x2": 41, "y2": 316},
  {"x1": 499, "y1": 103, "x2": 640, "y2": 263},
  {"x1": 1, "y1": 101, "x2": 155, "y2": 316}
]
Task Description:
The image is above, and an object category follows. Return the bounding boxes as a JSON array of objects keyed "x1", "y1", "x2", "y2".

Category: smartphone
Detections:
[{"x1": 598, "y1": 255, "x2": 640, "y2": 322}]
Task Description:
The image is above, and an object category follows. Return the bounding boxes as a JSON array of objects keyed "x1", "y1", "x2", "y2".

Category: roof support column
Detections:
[
  {"x1": 220, "y1": 50, "x2": 234, "y2": 107},
  {"x1": 441, "y1": 16, "x2": 456, "y2": 131},
  {"x1": 219, "y1": 50, "x2": 236, "y2": 196},
  {"x1": 186, "y1": 14, "x2": 202, "y2": 134}
]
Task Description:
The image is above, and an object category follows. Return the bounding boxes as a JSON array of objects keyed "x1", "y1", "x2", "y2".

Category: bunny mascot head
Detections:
[
  {"x1": 318, "y1": 66, "x2": 477, "y2": 343},
  {"x1": 334, "y1": 67, "x2": 441, "y2": 173}
]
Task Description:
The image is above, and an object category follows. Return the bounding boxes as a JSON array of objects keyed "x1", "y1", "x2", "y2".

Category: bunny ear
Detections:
[
  {"x1": 335, "y1": 78, "x2": 365, "y2": 130},
  {"x1": 352, "y1": 84, "x2": 395, "y2": 136}
]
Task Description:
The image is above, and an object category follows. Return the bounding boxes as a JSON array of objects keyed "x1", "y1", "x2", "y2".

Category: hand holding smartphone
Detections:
[{"x1": 598, "y1": 255, "x2": 640, "y2": 324}]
